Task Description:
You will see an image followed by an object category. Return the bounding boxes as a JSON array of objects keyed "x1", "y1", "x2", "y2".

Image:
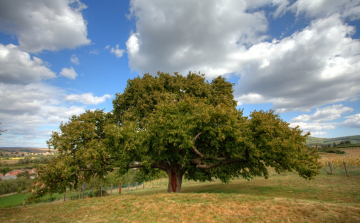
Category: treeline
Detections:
[{"x1": 0, "y1": 175, "x2": 33, "y2": 195}]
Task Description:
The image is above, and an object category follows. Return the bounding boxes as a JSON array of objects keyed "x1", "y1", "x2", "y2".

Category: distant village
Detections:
[
  {"x1": 0, "y1": 151, "x2": 56, "y2": 157},
  {"x1": 0, "y1": 149, "x2": 57, "y2": 181}
]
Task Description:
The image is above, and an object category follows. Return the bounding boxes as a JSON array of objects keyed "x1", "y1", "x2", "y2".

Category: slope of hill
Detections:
[
  {"x1": 1, "y1": 174, "x2": 359, "y2": 222},
  {"x1": 306, "y1": 135, "x2": 360, "y2": 146}
]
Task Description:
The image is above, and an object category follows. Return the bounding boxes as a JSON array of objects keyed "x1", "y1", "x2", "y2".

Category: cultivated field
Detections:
[{"x1": 0, "y1": 149, "x2": 359, "y2": 222}]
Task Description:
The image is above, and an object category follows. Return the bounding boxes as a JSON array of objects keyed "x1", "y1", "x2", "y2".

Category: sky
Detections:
[{"x1": 0, "y1": 0, "x2": 360, "y2": 148}]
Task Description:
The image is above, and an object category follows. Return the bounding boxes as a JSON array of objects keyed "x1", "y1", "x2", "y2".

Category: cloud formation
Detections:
[
  {"x1": 291, "y1": 104, "x2": 353, "y2": 122},
  {"x1": 60, "y1": 67, "x2": 78, "y2": 79},
  {"x1": 126, "y1": 0, "x2": 360, "y2": 112},
  {"x1": 0, "y1": 44, "x2": 56, "y2": 84},
  {"x1": 71, "y1": 54, "x2": 80, "y2": 65},
  {"x1": 65, "y1": 93, "x2": 112, "y2": 105},
  {"x1": 106, "y1": 44, "x2": 125, "y2": 58},
  {"x1": 0, "y1": 82, "x2": 86, "y2": 146},
  {"x1": 289, "y1": 104, "x2": 354, "y2": 135},
  {"x1": 342, "y1": 114, "x2": 360, "y2": 128},
  {"x1": 0, "y1": 0, "x2": 91, "y2": 53}
]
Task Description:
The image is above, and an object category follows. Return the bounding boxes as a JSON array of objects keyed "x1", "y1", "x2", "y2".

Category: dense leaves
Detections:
[{"x1": 30, "y1": 72, "x2": 320, "y2": 199}]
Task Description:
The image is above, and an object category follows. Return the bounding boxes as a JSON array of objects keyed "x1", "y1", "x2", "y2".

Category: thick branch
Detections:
[{"x1": 192, "y1": 146, "x2": 204, "y2": 158}]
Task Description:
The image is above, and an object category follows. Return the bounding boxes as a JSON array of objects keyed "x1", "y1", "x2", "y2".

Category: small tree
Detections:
[{"x1": 29, "y1": 72, "x2": 320, "y2": 200}]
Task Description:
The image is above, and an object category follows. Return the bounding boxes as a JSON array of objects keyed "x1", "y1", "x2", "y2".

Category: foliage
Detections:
[
  {"x1": 0, "y1": 178, "x2": 33, "y2": 195},
  {"x1": 30, "y1": 72, "x2": 320, "y2": 200}
]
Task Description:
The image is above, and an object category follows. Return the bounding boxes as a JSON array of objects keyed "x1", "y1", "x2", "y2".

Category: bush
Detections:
[{"x1": 325, "y1": 149, "x2": 345, "y2": 154}]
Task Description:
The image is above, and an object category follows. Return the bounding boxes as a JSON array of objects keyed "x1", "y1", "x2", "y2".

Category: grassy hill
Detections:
[
  {"x1": 306, "y1": 135, "x2": 360, "y2": 146},
  {"x1": 1, "y1": 173, "x2": 359, "y2": 222}
]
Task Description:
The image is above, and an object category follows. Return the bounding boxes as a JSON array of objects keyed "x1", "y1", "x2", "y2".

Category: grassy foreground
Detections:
[{"x1": 0, "y1": 172, "x2": 359, "y2": 223}]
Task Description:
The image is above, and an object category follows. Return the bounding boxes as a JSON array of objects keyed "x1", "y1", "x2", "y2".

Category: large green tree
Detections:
[{"x1": 30, "y1": 72, "x2": 320, "y2": 199}]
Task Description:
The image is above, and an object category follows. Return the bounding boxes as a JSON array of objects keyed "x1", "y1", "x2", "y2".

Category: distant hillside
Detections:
[
  {"x1": 0, "y1": 147, "x2": 49, "y2": 153},
  {"x1": 306, "y1": 135, "x2": 360, "y2": 146}
]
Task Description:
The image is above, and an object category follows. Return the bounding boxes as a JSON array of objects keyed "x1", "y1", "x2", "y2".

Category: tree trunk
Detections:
[{"x1": 167, "y1": 169, "x2": 183, "y2": 193}]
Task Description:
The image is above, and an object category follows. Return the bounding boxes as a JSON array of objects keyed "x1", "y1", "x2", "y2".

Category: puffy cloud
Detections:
[
  {"x1": 107, "y1": 44, "x2": 125, "y2": 58},
  {"x1": 342, "y1": 114, "x2": 360, "y2": 128},
  {"x1": 234, "y1": 15, "x2": 360, "y2": 112},
  {"x1": 71, "y1": 54, "x2": 80, "y2": 65},
  {"x1": 0, "y1": 44, "x2": 56, "y2": 84},
  {"x1": 126, "y1": 0, "x2": 273, "y2": 78},
  {"x1": 291, "y1": 104, "x2": 353, "y2": 122},
  {"x1": 0, "y1": 0, "x2": 91, "y2": 53},
  {"x1": 60, "y1": 67, "x2": 77, "y2": 79},
  {"x1": 65, "y1": 93, "x2": 112, "y2": 105},
  {"x1": 288, "y1": 0, "x2": 360, "y2": 20},
  {"x1": 126, "y1": 1, "x2": 360, "y2": 112}
]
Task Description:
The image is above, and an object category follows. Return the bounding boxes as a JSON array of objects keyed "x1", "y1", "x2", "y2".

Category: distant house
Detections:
[{"x1": 5, "y1": 169, "x2": 25, "y2": 176}]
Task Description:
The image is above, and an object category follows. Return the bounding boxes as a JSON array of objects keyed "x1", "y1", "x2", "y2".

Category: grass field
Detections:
[
  {"x1": 0, "y1": 172, "x2": 359, "y2": 222},
  {"x1": 0, "y1": 149, "x2": 359, "y2": 222}
]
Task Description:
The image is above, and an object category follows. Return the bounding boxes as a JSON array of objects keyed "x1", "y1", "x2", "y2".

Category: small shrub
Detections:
[{"x1": 326, "y1": 149, "x2": 345, "y2": 154}]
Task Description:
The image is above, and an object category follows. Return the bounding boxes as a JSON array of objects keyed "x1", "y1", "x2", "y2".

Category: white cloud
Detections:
[
  {"x1": 126, "y1": 0, "x2": 272, "y2": 78},
  {"x1": 288, "y1": 0, "x2": 360, "y2": 20},
  {"x1": 71, "y1": 54, "x2": 80, "y2": 65},
  {"x1": 0, "y1": 0, "x2": 91, "y2": 53},
  {"x1": 291, "y1": 104, "x2": 353, "y2": 122},
  {"x1": 289, "y1": 122, "x2": 335, "y2": 134},
  {"x1": 106, "y1": 44, "x2": 125, "y2": 58},
  {"x1": 105, "y1": 45, "x2": 110, "y2": 50},
  {"x1": 0, "y1": 82, "x2": 86, "y2": 147},
  {"x1": 60, "y1": 67, "x2": 77, "y2": 79},
  {"x1": 234, "y1": 15, "x2": 360, "y2": 112},
  {"x1": 0, "y1": 44, "x2": 56, "y2": 84},
  {"x1": 65, "y1": 93, "x2": 112, "y2": 105},
  {"x1": 126, "y1": 1, "x2": 360, "y2": 113},
  {"x1": 342, "y1": 114, "x2": 360, "y2": 128},
  {"x1": 310, "y1": 131, "x2": 328, "y2": 136}
]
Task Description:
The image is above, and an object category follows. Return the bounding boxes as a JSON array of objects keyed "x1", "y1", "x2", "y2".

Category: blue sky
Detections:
[{"x1": 0, "y1": 0, "x2": 360, "y2": 148}]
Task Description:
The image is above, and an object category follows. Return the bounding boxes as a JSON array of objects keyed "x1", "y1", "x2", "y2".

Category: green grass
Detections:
[
  {"x1": 1, "y1": 172, "x2": 358, "y2": 222},
  {"x1": 0, "y1": 193, "x2": 64, "y2": 208}
]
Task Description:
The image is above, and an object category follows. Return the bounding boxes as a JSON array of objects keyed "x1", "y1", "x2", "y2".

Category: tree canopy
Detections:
[{"x1": 30, "y1": 72, "x2": 320, "y2": 199}]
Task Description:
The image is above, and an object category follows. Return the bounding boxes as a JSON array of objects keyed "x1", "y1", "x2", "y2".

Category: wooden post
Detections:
[
  {"x1": 344, "y1": 162, "x2": 349, "y2": 177},
  {"x1": 328, "y1": 161, "x2": 333, "y2": 175},
  {"x1": 119, "y1": 182, "x2": 122, "y2": 194},
  {"x1": 83, "y1": 188, "x2": 85, "y2": 199},
  {"x1": 100, "y1": 186, "x2": 102, "y2": 197},
  {"x1": 63, "y1": 193, "x2": 66, "y2": 202}
]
